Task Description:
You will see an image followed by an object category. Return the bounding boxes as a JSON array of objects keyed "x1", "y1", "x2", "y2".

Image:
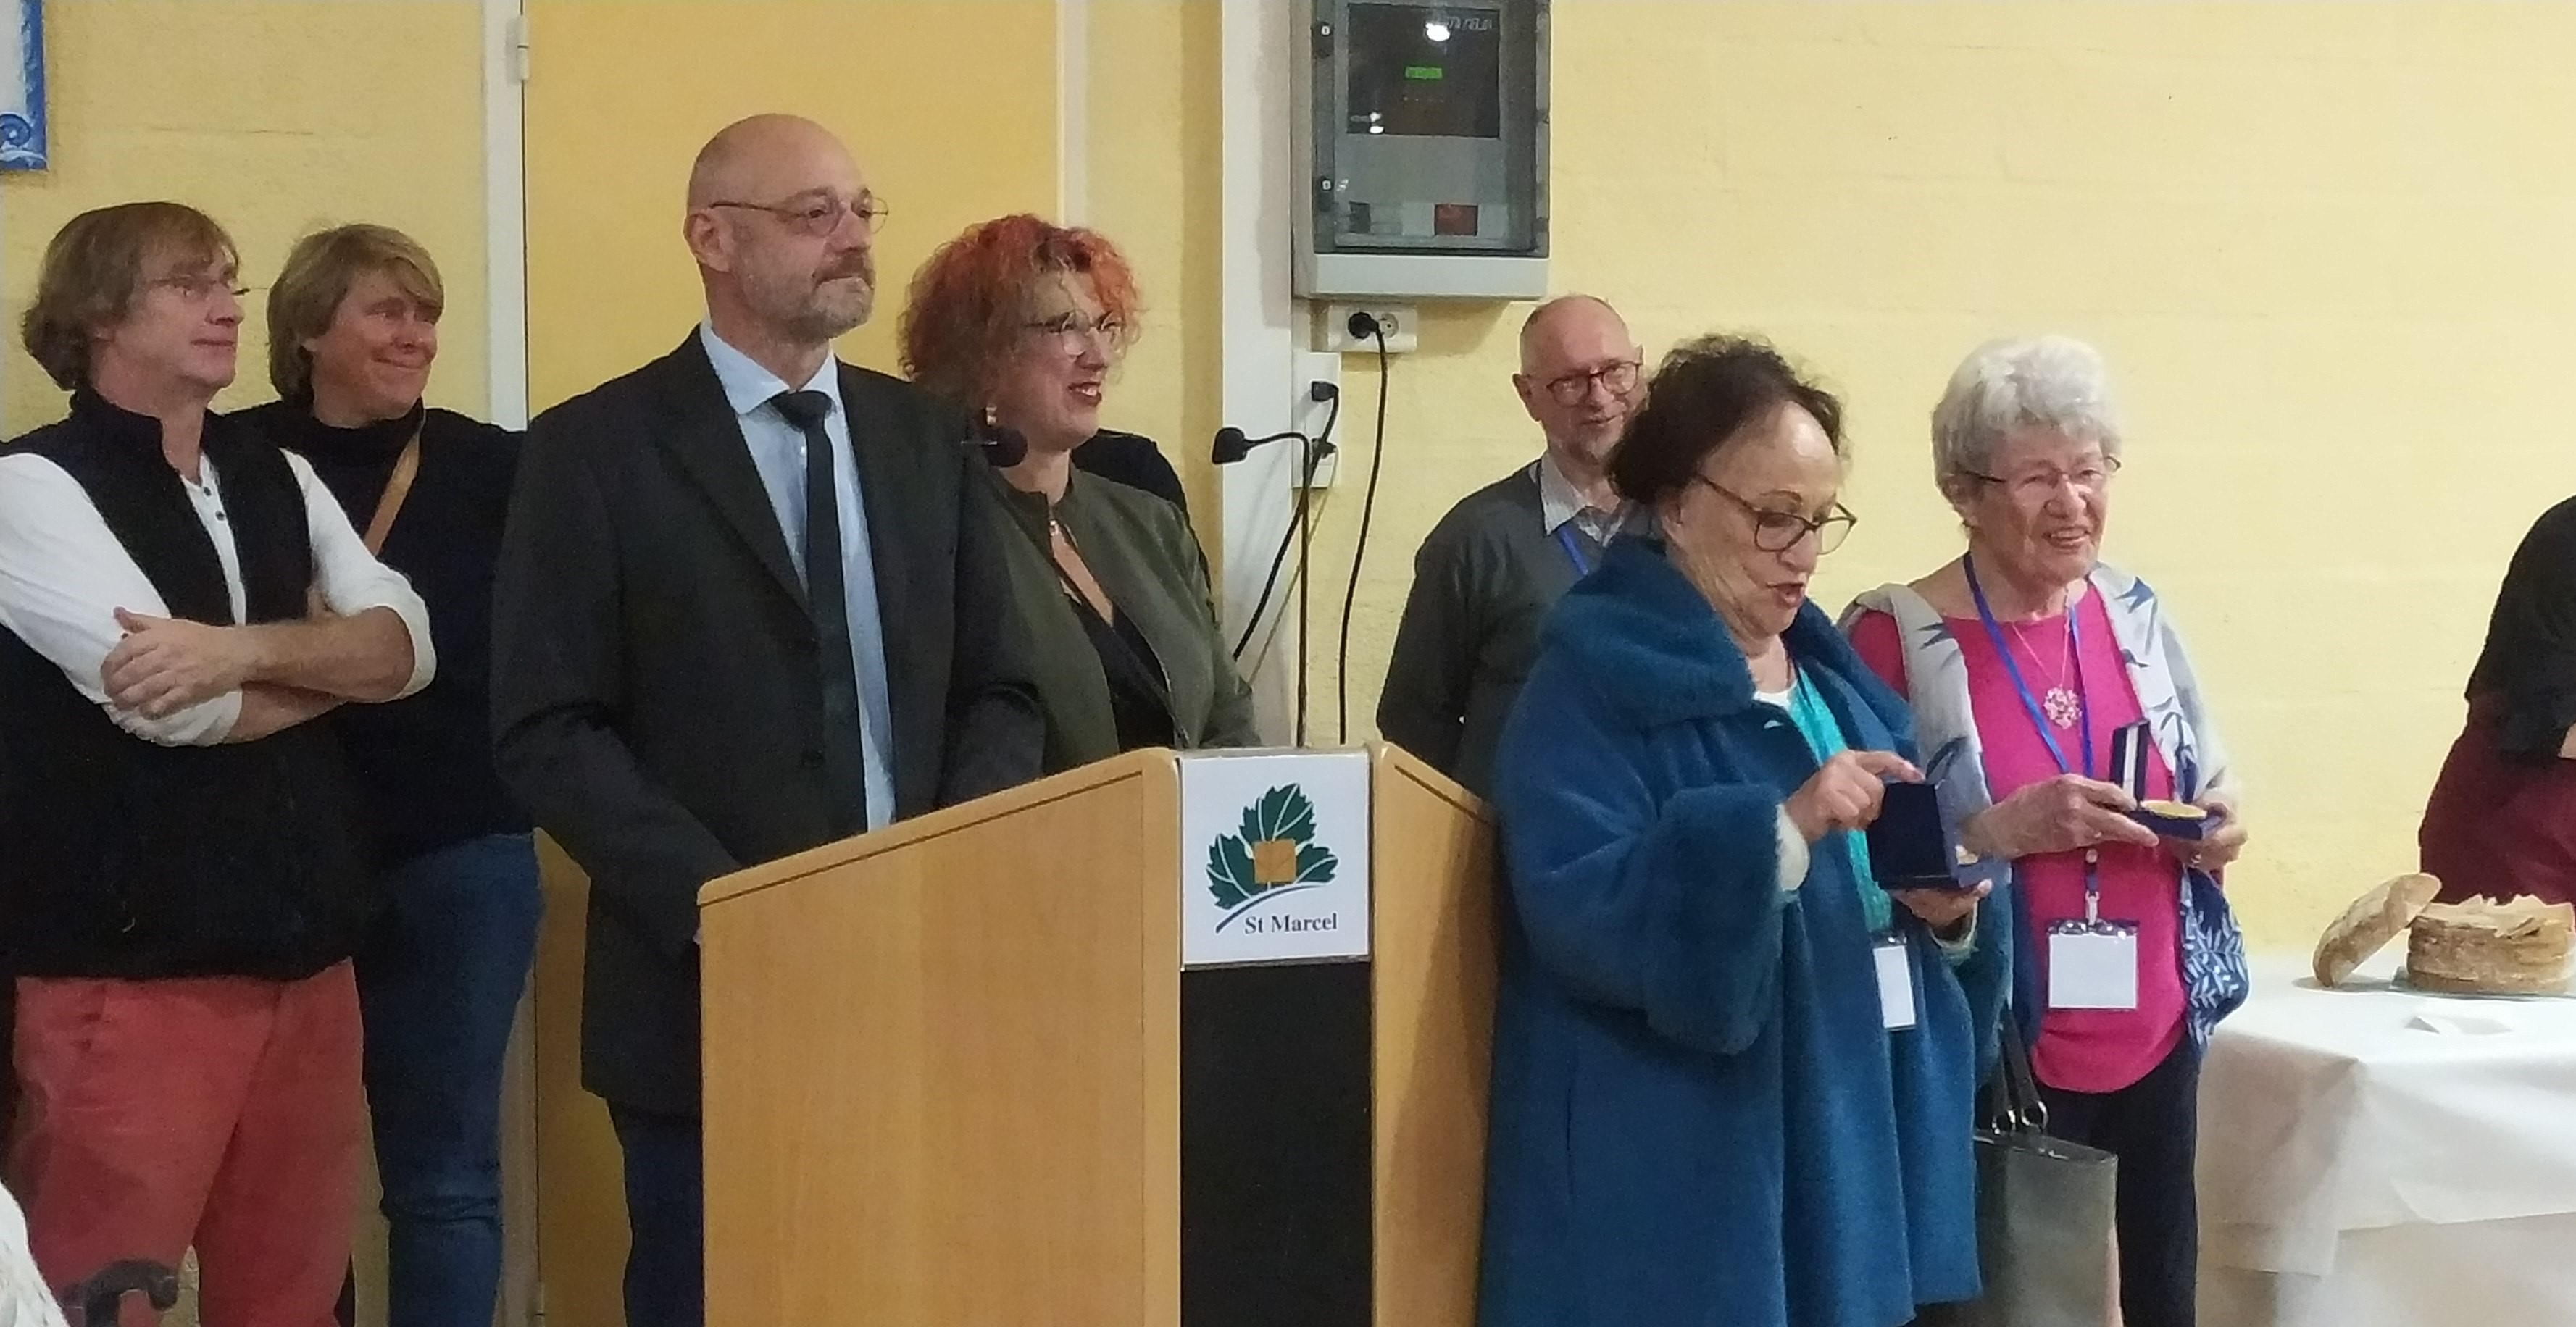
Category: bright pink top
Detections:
[{"x1": 1851, "y1": 594, "x2": 2186, "y2": 1094}]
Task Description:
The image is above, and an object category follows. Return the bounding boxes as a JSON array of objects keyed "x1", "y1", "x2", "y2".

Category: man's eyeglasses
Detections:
[
  {"x1": 1693, "y1": 475, "x2": 1856, "y2": 554},
  {"x1": 1024, "y1": 313, "x2": 1129, "y2": 356},
  {"x1": 1538, "y1": 357, "x2": 1643, "y2": 406},
  {"x1": 707, "y1": 192, "x2": 890, "y2": 239},
  {"x1": 146, "y1": 272, "x2": 249, "y2": 303},
  {"x1": 1964, "y1": 456, "x2": 2122, "y2": 503}
]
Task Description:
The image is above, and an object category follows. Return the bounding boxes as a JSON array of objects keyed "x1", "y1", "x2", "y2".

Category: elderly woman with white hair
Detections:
[{"x1": 1841, "y1": 335, "x2": 2249, "y2": 1327}]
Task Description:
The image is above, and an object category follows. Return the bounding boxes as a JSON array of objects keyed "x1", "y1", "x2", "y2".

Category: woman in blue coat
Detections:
[{"x1": 1480, "y1": 336, "x2": 2009, "y2": 1327}]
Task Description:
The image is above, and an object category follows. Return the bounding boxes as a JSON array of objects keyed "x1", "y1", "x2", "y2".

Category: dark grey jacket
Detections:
[{"x1": 490, "y1": 333, "x2": 1043, "y2": 1115}]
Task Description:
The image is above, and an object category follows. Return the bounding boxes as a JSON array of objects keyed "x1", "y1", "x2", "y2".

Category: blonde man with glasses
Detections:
[
  {"x1": 0, "y1": 201, "x2": 433, "y2": 1327},
  {"x1": 1378, "y1": 293, "x2": 1650, "y2": 797}
]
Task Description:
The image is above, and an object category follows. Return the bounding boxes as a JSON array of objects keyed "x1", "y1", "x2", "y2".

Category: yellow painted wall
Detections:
[
  {"x1": 1083, "y1": 0, "x2": 1225, "y2": 527},
  {"x1": 1284, "y1": 1, "x2": 2576, "y2": 950},
  {"x1": 0, "y1": 5, "x2": 491, "y2": 1323},
  {"x1": 523, "y1": 0, "x2": 1058, "y2": 409},
  {"x1": 0, "y1": 0, "x2": 491, "y2": 433},
  {"x1": 9, "y1": 6, "x2": 2574, "y2": 1321}
]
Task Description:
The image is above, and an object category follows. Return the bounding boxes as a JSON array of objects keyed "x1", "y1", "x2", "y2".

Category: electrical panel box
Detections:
[{"x1": 1294, "y1": 0, "x2": 1549, "y2": 300}]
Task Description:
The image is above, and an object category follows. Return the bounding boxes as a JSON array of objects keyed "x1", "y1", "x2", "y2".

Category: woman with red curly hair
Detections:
[{"x1": 901, "y1": 214, "x2": 1254, "y2": 770}]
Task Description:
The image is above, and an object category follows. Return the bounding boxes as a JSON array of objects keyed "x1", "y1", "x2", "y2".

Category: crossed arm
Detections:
[{"x1": 0, "y1": 451, "x2": 434, "y2": 746}]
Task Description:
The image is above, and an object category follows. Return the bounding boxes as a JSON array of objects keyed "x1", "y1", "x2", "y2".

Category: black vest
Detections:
[{"x1": 0, "y1": 393, "x2": 373, "y2": 980}]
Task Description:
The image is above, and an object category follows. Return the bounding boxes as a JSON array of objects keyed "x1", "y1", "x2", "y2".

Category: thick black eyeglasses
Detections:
[
  {"x1": 1693, "y1": 475, "x2": 1856, "y2": 554},
  {"x1": 1539, "y1": 357, "x2": 1643, "y2": 406}
]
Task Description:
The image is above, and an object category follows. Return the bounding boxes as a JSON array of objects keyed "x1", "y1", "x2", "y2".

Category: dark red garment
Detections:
[
  {"x1": 2420, "y1": 495, "x2": 2576, "y2": 904},
  {"x1": 2419, "y1": 708, "x2": 2576, "y2": 905}
]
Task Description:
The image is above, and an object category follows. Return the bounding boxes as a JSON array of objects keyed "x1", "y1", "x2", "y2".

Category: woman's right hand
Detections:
[
  {"x1": 1968, "y1": 774, "x2": 2160, "y2": 858},
  {"x1": 1785, "y1": 750, "x2": 1920, "y2": 844}
]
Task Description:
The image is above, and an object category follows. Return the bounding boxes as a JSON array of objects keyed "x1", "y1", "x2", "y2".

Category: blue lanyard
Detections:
[
  {"x1": 1964, "y1": 554, "x2": 2108, "y2": 913},
  {"x1": 1555, "y1": 524, "x2": 1595, "y2": 577},
  {"x1": 1963, "y1": 554, "x2": 2091, "y2": 779}
]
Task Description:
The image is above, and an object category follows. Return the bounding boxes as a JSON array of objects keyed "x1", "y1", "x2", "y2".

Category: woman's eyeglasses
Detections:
[
  {"x1": 1964, "y1": 456, "x2": 2121, "y2": 503},
  {"x1": 1693, "y1": 475, "x2": 1856, "y2": 554},
  {"x1": 1023, "y1": 313, "x2": 1128, "y2": 356}
]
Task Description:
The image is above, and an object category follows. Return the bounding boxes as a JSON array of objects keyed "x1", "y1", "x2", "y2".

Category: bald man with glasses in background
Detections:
[{"x1": 1378, "y1": 295, "x2": 1651, "y2": 799}]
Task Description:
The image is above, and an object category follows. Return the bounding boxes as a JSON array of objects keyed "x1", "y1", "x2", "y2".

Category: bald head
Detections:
[
  {"x1": 688, "y1": 114, "x2": 854, "y2": 211},
  {"x1": 1518, "y1": 295, "x2": 1628, "y2": 376},
  {"x1": 683, "y1": 114, "x2": 878, "y2": 361},
  {"x1": 1512, "y1": 294, "x2": 1643, "y2": 470}
]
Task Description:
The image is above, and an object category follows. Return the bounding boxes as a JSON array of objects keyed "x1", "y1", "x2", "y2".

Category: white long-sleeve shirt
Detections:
[
  {"x1": 0, "y1": 1182, "x2": 66, "y2": 1327},
  {"x1": 0, "y1": 446, "x2": 435, "y2": 745}
]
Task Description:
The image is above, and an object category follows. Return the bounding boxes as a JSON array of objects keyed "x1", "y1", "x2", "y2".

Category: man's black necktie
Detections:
[{"x1": 771, "y1": 389, "x2": 869, "y2": 837}]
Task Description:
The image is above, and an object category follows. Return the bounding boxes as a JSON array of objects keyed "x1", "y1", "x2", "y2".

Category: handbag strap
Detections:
[
  {"x1": 1992, "y1": 1010, "x2": 2051, "y2": 1134},
  {"x1": 360, "y1": 427, "x2": 425, "y2": 556}
]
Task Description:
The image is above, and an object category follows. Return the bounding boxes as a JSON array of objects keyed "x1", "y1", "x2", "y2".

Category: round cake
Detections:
[{"x1": 2406, "y1": 895, "x2": 2576, "y2": 995}]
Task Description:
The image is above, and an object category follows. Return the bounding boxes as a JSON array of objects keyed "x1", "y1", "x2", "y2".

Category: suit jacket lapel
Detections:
[{"x1": 646, "y1": 334, "x2": 807, "y2": 610}]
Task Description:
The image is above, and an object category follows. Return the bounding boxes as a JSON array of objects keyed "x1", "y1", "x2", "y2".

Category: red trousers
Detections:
[{"x1": 7, "y1": 965, "x2": 362, "y2": 1327}]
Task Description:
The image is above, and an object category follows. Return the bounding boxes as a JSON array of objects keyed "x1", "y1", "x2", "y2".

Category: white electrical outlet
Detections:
[{"x1": 1321, "y1": 302, "x2": 1419, "y2": 354}]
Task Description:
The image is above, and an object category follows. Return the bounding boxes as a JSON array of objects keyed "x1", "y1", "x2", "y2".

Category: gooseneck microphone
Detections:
[
  {"x1": 1214, "y1": 382, "x2": 1343, "y2": 744},
  {"x1": 1212, "y1": 425, "x2": 1334, "y2": 466}
]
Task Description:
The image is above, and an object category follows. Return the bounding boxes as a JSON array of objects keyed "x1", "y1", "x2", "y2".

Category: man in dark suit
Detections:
[{"x1": 489, "y1": 114, "x2": 1043, "y2": 1327}]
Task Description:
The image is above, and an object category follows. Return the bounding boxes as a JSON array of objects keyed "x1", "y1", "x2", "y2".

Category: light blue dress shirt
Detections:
[{"x1": 698, "y1": 322, "x2": 895, "y2": 831}]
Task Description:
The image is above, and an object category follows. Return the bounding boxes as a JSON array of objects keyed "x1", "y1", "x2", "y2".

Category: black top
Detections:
[
  {"x1": 235, "y1": 399, "x2": 532, "y2": 865},
  {"x1": 0, "y1": 393, "x2": 371, "y2": 980},
  {"x1": 2467, "y1": 494, "x2": 2576, "y2": 761},
  {"x1": 1070, "y1": 583, "x2": 1176, "y2": 752},
  {"x1": 1074, "y1": 429, "x2": 1188, "y2": 511}
]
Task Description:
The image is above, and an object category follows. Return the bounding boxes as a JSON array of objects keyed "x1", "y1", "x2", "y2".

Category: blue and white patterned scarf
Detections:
[{"x1": 1842, "y1": 564, "x2": 2251, "y2": 1049}]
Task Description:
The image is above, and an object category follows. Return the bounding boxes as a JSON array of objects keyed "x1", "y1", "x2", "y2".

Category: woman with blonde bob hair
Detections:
[{"x1": 236, "y1": 224, "x2": 536, "y2": 1327}]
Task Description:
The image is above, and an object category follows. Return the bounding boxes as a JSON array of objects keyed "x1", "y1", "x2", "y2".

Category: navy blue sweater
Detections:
[{"x1": 236, "y1": 400, "x2": 531, "y2": 867}]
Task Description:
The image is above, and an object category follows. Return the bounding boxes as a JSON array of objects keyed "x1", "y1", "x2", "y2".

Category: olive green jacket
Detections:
[{"x1": 978, "y1": 466, "x2": 1259, "y2": 771}]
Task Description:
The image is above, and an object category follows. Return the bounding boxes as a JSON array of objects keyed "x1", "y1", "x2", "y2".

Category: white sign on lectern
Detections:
[{"x1": 1177, "y1": 748, "x2": 1370, "y2": 969}]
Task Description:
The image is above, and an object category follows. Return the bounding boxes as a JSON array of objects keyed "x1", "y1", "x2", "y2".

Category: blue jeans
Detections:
[
  {"x1": 356, "y1": 832, "x2": 543, "y2": 1327},
  {"x1": 607, "y1": 1104, "x2": 704, "y2": 1327}
]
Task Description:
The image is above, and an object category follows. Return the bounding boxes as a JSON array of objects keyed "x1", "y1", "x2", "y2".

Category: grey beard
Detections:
[{"x1": 785, "y1": 297, "x2": 870, "y2": 344}]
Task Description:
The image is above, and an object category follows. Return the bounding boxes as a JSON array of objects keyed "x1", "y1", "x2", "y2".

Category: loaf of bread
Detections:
[
  {"x1": 2406, "y1": 895, "x2": 2576, "y2": 996},
  {"x1": 2312, "y1": 873, "x2": 2440, "y2": 987}
]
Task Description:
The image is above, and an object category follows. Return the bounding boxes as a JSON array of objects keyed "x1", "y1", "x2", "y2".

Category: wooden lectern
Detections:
[{"x1": 697, "y1": 744, "x2": 1496, "y2": 1326}]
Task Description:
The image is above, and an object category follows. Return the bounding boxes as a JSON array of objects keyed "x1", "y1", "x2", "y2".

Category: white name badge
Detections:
[
  {"x1": 1875, "y1": 936, "x2": 1918, "y2": 1031},
  {"x1": 2048, "y1": 919, "x2": 2141, "y2": 1010}
]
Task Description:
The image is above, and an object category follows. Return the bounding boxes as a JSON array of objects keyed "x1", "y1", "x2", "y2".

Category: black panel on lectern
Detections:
[{"x1": 1180, "y1": 960, "x2": 1373, "y2": 1327}]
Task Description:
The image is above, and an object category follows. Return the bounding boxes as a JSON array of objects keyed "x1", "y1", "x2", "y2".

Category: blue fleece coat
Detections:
[{"x1": 1478, "y1": 537, "x2": 2007, "y2": 1327}]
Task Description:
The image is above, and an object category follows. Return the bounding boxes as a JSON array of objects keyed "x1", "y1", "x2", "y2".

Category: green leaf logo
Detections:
[{"x1": 1207, "y1": 783, "x2": 1340, "y2": 929}]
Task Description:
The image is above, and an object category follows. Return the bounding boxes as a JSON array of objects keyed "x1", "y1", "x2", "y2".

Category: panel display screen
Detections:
[{"x1": 1343, "y1": 4, "x2": 1501, "y2": 138}]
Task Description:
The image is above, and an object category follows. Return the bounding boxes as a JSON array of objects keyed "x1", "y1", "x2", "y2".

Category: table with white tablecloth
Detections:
[{"x1": 2197, "y1": 950, "x2": 2576, "y2": 1327}]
